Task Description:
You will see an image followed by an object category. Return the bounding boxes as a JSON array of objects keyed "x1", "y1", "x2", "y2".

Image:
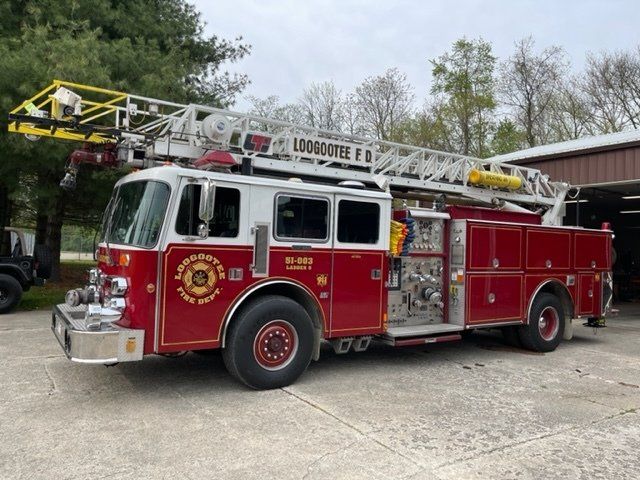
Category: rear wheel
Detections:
[
  {"x1": 223, "y1": 295, "x2": 314, "y2": 389},
  {"x1": 518, "y1": 293, "x2": 564, "y2": 352},
  {"x1": 0, "y1": 274, "x2": 23, "y2": 314}
]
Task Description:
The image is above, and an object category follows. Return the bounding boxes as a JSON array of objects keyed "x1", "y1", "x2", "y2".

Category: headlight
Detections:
[{"x1": 110, "y1": 277, "x2": 128, "y2": 296}]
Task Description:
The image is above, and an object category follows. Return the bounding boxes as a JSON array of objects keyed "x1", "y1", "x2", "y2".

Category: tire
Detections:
[
  {"x1": 223, "y1": 295, "x2": 314, "y2": 390},
  {"x1": 518, "y1": 293, "x2": 565, "y2": 352},
  {"x1": 501, "y1": 326, "x2": 523, "y2": 348},
  {"x1": 33, "y1": 244, "x2": 52, "y2": 280},
  {"x1": 0, "y1": 274, "x2": 23, "y2": 314}
]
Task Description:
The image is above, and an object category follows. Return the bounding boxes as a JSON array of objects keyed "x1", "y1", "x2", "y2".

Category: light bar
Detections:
[
  {"x1": 620, "y1": 210, "x2": 640, "y2": 214},
  {"x1": 564, "y1": 199, "x2": 588, "y2": 204},
  {"x1": 622, "y1": 195, "x2": 640, "y2": 200}
]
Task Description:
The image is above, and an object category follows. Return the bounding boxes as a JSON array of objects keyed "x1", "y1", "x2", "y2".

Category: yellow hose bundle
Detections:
[{"x1": 389, "y1": 220, "x2": 407, "y2": 256}]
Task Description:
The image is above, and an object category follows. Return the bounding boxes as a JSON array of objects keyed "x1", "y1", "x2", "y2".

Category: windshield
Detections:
[{"x1": 103, "y1": 180, "x2": 170, "y2": 248}]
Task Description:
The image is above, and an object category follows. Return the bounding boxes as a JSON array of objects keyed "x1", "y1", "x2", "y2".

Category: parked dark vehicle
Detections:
[{"x1": 0, "y1": 228, "x2": 51, "y2": 313}]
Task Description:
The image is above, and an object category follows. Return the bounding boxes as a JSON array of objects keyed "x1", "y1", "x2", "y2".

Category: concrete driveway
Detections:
[{"x1": 1, "y1": 306, "x2": 639, "y2": 479}]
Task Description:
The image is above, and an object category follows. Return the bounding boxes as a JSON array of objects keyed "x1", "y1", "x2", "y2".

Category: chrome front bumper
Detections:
[{"x1": 51, "y1": 304, "x2": 144, "y2": 364}]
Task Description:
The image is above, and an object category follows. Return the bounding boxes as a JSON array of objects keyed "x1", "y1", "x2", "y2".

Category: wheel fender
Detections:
[
  {"x1": 0, "y1": 264, "x2": 30, "y2": 286},
  {"x1": 526, "y1": 279, "x2": 574, "y2": 333},
  {"x1": 220, "y1": 279, "x2": 326, "y2": 358}
]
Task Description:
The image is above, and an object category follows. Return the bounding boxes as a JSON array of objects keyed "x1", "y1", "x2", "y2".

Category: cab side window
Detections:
[
  {"x1": 337, "y1": 200, "x2": 380, "y2": 244},
  {"x1": 176, "y1": 185, "x2": 240, "y2": 237},
  {"x1": 275, "y1": 195, "x2": 329, "y2": 241}
]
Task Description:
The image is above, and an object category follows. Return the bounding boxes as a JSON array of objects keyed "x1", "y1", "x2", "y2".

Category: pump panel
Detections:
[
  {"x1": 387, "y1": 256, "x2": 445, "y2": 327},
  {"x1": 410, "y1": 218, "x2": 445, "y2": 253}
]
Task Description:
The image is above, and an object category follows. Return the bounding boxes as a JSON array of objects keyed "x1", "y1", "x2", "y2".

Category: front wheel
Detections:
[
  {"x1": 518, "y1": 293, "x2": 565, "y2": 352},
  {"x1": 223, "y1": 295, "x2": 314, "y2": 389}
]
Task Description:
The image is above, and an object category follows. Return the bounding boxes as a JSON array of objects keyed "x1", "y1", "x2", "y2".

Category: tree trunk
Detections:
[
  {"x1": 0, "y1": 185, "x2": 10, "y2": 253},
  {"x1": 35, "y1": 212, "x2": 48, "y2": 245},
  {"x1": 47, "y1": 191, "x2": 66, "y2": 282}
]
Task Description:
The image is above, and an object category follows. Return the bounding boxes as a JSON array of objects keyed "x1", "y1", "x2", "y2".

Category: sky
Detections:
[{"x1": 193, "y1": 0, "x2": 640, "y2": 111}]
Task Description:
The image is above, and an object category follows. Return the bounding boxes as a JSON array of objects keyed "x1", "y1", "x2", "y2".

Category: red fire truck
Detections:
[{"x1": 8, "y1": 81, "x2": 613, "y2": 389}]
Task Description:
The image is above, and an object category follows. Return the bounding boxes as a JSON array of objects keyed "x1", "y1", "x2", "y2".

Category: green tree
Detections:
[
  {"x1": 430, "y1": 38, "x2": 497, "y2": 158},
  {"x1": 391, "y1": 100, "x2": 452, "y2": 153},
  {"x1": 0, "y1": 0, "x2": 250, "y2": 280},
  {"x1": 490, "y1": 118, "x2": 524, "y2": 156},
  {"x1": 499, "y1": 36, "x2": 567, "y2": 147},
  {"x1": 353, "y1": 68, "x2": 414, "y2": 140}
]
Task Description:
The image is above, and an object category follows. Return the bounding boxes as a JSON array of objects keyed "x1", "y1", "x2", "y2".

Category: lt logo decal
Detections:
[
  {"x1": 174, "y1": 253, "x2": 225, "y2": 305},
  {"x1": 316, "y1": 273, "x2": 328, "y2": 287}
]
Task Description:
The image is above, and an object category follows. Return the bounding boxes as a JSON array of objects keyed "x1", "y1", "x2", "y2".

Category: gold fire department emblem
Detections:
[
  {"x1": 174, "y1": 253, "x2": 225, "y2": 305},
  {"x1": 316, "y1": 273, "x2": 328, "y2": 287}
]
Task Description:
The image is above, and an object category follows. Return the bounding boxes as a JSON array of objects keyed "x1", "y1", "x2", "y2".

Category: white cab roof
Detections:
[{"x1": 116, "y1": 165, "x2": 392, "y2": 200}]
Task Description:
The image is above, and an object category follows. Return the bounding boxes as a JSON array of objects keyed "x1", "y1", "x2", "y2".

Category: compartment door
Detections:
[
  {"x1": 468, "y1": 224, "x2": 522, "y2": 271},
  {"x1": 526, "y1": 229, "x2": 571, "y2": 270},
  {"x1": 577, "y1": 274, "x2": 595, "y2": 315},
  {"x1": 467, "y1": 274, "x2": 523, "y2": 324},
  {"x1": 574, "y1": 233, "x2": 610, "y2": 270}
]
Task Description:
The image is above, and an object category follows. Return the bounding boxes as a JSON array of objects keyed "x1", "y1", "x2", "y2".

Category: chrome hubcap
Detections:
[{"x1": 538, "y1": 306, "x2": 559, "y2": 341}]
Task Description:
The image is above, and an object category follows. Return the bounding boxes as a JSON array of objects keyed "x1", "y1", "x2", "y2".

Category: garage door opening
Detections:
[{"x1": 564, "y1": 181, "x2": 640, "y2": 302}]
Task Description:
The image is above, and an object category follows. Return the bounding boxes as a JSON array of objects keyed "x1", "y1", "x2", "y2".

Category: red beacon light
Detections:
[
  {"x1": 601, "y1": 222, "x2": 611, "y2": 230},
  {"x1": 193, "y1": 150, "x2": 238, "y2": 171}
]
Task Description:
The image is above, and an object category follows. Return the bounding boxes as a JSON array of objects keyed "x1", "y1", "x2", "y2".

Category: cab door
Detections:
[
  {"x1": 158, "y1": 176, "x2": 252, "y2": 352},
  {"x1": 329, "y1": 195, "x2": 389, "y2": 336}
]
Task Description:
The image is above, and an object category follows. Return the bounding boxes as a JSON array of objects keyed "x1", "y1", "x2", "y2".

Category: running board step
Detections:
[
  {"x1": 385, "y1": 324, "x2": 464, "y2": 338},
  {"x1": 379, "y1": 324, "x2": 464, "y2": 347}
]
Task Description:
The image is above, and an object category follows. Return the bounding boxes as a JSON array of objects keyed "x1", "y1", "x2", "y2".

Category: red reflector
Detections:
[{"x1": 194, "y1": 150, "x2": 237, "y2": 169}]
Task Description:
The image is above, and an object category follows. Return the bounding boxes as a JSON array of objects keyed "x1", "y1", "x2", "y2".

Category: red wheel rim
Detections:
[
  {"x1": 538, "y1": 306, "x2": 559, "y2": 341},
  {"x1": 253, "y1": 320, "x2": 298, "y2": 371}
]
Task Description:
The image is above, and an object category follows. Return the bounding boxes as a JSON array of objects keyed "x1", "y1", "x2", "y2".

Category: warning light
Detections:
[
  {"x1": 119, "y1": 253, "x2": 130, "y2": 267},
  {"x1": 126, "y1": 338, "x2": 136, "y2": 353}
]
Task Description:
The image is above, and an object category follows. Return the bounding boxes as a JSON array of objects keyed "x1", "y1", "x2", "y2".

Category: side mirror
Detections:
[
  {"x1": 198, "y1": 179, "x2": 216, "y2": 239},
  {"x1": 199, "y1": 179, "x2": 216, "y2": 222}
]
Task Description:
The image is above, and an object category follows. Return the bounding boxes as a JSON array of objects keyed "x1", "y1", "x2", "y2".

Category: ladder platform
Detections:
[{"x1": 385, "y1": 324, "x2": 463, "y2": 338}]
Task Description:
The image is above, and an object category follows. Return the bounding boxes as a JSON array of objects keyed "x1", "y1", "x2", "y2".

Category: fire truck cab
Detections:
[{"x1": 52, "y1": 165, "x2": 613, "y2": 389}]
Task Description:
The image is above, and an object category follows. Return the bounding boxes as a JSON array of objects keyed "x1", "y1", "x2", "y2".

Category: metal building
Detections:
[{"x1": 491, "y1": 130, "x2": 640, "y2": 300}]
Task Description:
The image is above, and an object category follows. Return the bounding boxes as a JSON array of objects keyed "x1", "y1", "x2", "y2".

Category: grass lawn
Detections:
[{"x1": 19, "y1": 261, "x2": 95, "y2": 311}]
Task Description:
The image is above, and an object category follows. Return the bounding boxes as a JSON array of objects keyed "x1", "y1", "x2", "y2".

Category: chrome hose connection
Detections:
[{"x1": 64, "y1": 268, "x2": 129, "y2": 330}]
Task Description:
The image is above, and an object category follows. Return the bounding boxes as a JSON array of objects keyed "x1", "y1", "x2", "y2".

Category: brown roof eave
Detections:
[{"x1": 507, "y1": 140, "x2": 640, "y2": 165}]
